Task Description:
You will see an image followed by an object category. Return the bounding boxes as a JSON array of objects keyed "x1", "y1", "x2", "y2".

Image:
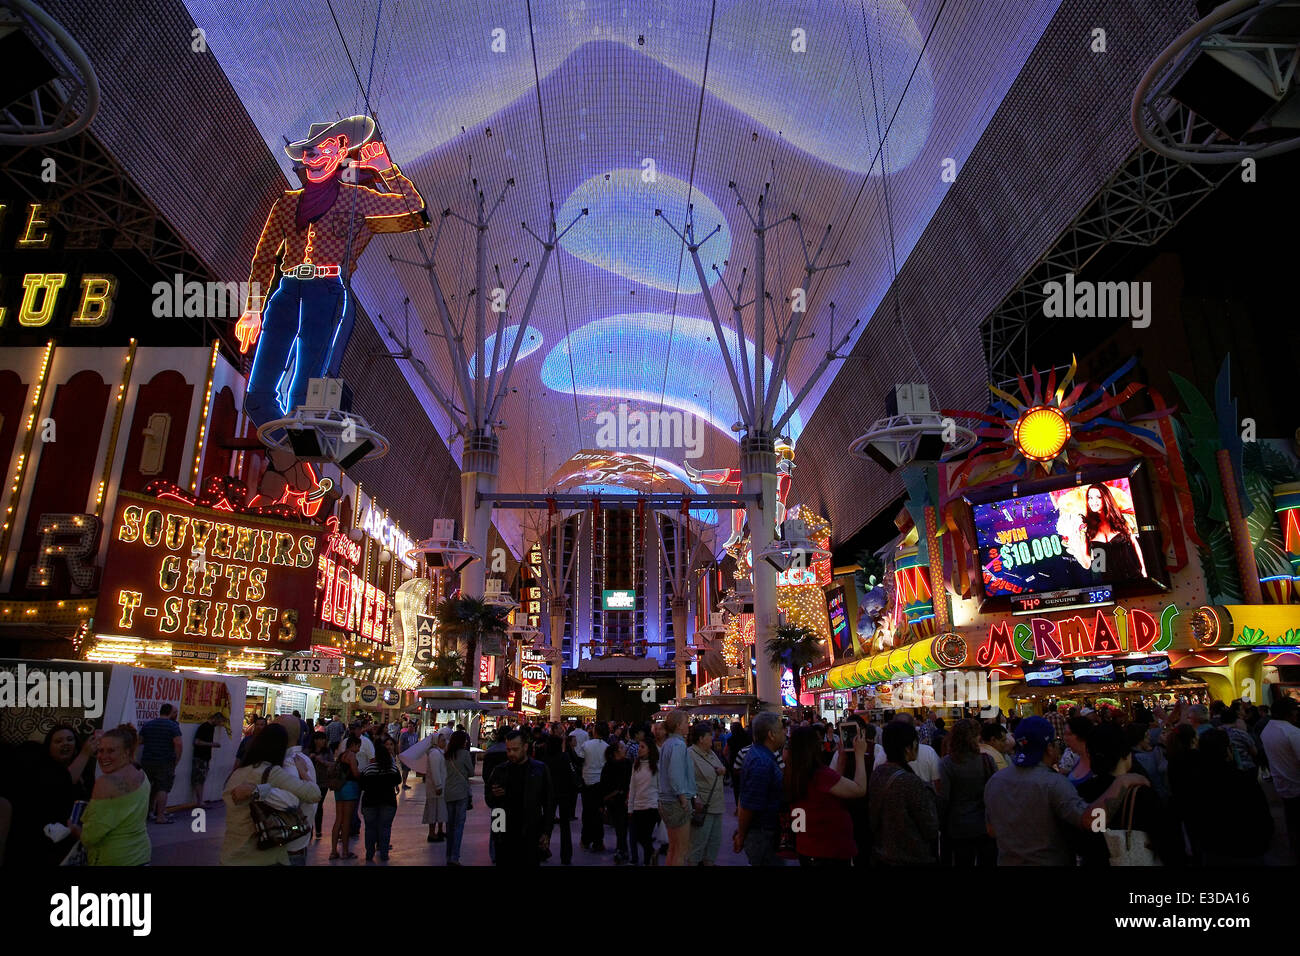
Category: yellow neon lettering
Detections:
[
  {"x1": 17, "y1": 203, "x2": 56, "y2": 248},
  {"x1": 159, "y1": 555, "x2": 181, "y2": 592},
  {"x1": 118, "y1": 505, "x2": 143, "y2": 542},
  {"x1": 117, "y1": 590, "x2": 142, "y2": 629},
  {"x1": 70, "y1": 274, "x2": 117, "y2": 326},
  {"x1": 160, "y1": 596, "x2": 182, "y2": 633},
  {"x1": 18, "y1": 273, "x2": 67, "y2": 327}
]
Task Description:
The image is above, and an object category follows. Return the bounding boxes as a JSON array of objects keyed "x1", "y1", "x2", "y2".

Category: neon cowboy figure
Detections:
[{"x1": 235, "y1": 114, "x2": 426, "y2": 426}]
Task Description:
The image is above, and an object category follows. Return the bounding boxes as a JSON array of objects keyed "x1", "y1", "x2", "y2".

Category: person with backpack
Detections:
[{"x1": 936, "y1": 719, "x2": 995, "y2": 866}]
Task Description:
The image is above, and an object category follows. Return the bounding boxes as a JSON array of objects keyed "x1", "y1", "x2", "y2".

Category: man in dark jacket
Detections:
[{"x1": 486, "y1": 730, "x2": 556, "y2": 866}]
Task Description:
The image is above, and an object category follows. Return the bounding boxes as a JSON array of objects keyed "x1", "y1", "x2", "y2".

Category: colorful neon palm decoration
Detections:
[{"x1": 894, "y1": 551, "x2": 936, "y2": 640}]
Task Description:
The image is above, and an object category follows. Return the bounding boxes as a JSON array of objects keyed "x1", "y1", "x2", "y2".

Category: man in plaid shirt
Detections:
[
  {"x1": 236, "y1": 114, "x2": 426, "y2": 426},
  {"x1": 1044, "y1": 701, "x2": 1067, "y2": 744}
]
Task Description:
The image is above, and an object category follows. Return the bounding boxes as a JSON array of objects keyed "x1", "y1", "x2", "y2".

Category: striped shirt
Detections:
[{"x1": 736, "y1": 743, "x2": 786, "y2": 772}]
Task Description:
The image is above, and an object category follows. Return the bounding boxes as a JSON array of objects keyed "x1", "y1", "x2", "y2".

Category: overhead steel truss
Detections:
[
  {"x1": 479, "y1": 492, "x2": 760, "y2": 511},
  {"x1": 981, "y1": 145, "x2": 1236, "y2": 383}
]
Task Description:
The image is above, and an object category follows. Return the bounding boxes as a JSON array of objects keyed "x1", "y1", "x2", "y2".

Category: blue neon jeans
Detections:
[
  {"x1": 244, "y1": 275, "x2": 355, "y2": 427},
  {"x1": 445, "y1": 798, "x2": 468, "y2": 864}
]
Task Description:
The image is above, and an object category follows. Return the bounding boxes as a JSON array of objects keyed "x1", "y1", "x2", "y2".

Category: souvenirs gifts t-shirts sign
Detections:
[{"x1": 98, "y1": 492, "x2": 323, "y2": 651}]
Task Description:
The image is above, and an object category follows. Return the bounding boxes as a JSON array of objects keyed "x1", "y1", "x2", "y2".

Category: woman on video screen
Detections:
[{"x1": 1078, "y1": 483, "x2": 1146, "y2": 582}]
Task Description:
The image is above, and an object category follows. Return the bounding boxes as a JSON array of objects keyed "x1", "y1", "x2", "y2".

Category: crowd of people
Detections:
[{"x1": 2, "y1": 692, "x2": 1296, "y2": 867}]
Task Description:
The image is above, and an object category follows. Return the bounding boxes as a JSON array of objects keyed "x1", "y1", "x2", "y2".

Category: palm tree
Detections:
[
  {"x1": 428, "y1": 650, "x2": 466, "y2": 685},
  {"x1": 435, "y1": 596, "x2": 511, "y2": 680},
  {"x1": 766, "y1": 622, "x2": 822, "y2": 676}
]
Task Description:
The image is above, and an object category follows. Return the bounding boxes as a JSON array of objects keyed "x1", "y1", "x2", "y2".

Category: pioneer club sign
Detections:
[{"x1": 99, "y1": 492, "x2": 322, "y2": 651}]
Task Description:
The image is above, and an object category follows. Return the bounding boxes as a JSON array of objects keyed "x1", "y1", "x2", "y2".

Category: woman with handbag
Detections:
[
  {"x1": 936, "y1": 719, "x2": 996, "y2": 866},
  {"x1": 687, "y1": 722, "x2": 727, "y2": 865},
  {"x1": 442, "y1": 731, "x2": 474, "y2": 866},
  {"x1": 1075, "y1": 722, "x2": 1184, "y2": 866},
  {"x1": 220, "y1": 724, "x2": 320, "y2": 865}
]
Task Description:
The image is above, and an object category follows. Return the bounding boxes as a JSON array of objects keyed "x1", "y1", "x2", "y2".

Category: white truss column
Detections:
[
  {"x1": 460, "y1": 429, "x2": 499, "y2": 701},
  {"x1": 742, "y1": 435, "x2": 780, "y2": 713}
]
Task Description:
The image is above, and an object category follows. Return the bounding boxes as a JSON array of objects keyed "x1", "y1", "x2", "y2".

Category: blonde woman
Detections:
[{"x1": 69, "y1": 728, "x2": 151, "y2": 866}]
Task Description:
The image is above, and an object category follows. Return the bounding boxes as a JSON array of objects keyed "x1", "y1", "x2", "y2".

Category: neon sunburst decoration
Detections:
[{"x1": 945, "y1": 355, "x2": 1175, "y2": 482}]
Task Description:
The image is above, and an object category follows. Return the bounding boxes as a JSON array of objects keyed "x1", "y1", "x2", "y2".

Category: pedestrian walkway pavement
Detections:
[{"x1": 151, "y1": 773, "x2": 752, "y2": 866}]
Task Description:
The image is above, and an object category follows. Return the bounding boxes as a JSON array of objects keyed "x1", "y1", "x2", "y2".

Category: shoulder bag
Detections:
[
  {"x1": 448, "y1": 753, "x2": 473, "y2": 810},
  {"x1": 249, "y1": 765, "x2": 311, "y2": 850},
  {"x1": 1103, "y1": 785, "x2": 1161, "y2": 866},
  {"x1": 691, "y1": 751, "x2": 720, "y2": 826}
]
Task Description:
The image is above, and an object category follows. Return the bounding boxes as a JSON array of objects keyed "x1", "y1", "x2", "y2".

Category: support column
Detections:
[
  {"x1": 460, "y1": 429, "x2": 499, "y2": 705},
  {"x1": 549, "y1": 597, "x2": 567, "y2": 723},
  {"x1": 671, "y1": 595, "x2": 689, "y2": 702},
  {"x1": 742, "y1": 435, "x2": 780, "y2": 712}
]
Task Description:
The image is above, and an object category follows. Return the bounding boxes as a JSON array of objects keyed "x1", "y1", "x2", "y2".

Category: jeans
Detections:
[
  {"x1": 244, "y1": 275, "x2": 356, "y2": 426},
  {"x1": 631, "y1": 808, "x2": 658, "y2": 865},
  {"x1": 314, "y1": 800, "x2": 324, "y2": 836},
  {"x1": 550, "y1": 793, "x2": 576, "y2": 864},
  {"x1": 607, "y1": 802, "x2": 628, "y2": 857},
  {"x1": 743, "y1": 828, "x2": 784, "y2": 866},
  {"x1": 445, "y1": 798, "x2": 469, "y2": 863},
  {"x1": 944, "y1": 834, "x2": 997, "y2": 867},
  {"x1": 361, "y1": 804, "x2": 396, "y2": 858},
  {"x1": 687, "y1": 811, "x2": 723, "y2": 865},
  {"x1": 286, "y1": 849, "x2": 307, "y2": 866},
  {"x1": 1284, "y1": 795, "x2": 1300, "y2": 865},
  {"x1": 581, "y1": 786, "x2": 605, "y2": 847}
]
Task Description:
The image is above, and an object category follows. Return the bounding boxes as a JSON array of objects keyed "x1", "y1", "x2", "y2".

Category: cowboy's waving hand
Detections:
[{"x1": 356, "y1": 141, "x2": 393, "y2": 173}]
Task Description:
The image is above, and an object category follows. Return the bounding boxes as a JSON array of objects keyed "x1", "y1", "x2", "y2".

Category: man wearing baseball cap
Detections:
[{"x1": 984, "y1": 715, "x2": 1149, "y2": 865}]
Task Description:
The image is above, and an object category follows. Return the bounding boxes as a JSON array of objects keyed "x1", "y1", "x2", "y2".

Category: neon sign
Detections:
[
  {"x1": 359, "y1": 505, "x2": 416, "y2": 569},
  {"x1": 1, "y1": 203, "x2": 119, "y2": 330},
  {"x1": 975, "y1": 603, "x2": 1178, "y2": 666},
  {"x1": 317, "y1": 518, "x2": 388, "y2": 642},
  {"x1": 99, "y1": 492, "x2": 320, "y2": 650}
]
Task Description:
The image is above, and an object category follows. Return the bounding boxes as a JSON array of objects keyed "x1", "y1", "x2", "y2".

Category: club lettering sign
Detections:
[{"x1": 98, "y1": 492, "x2": 322, "y2": 651}]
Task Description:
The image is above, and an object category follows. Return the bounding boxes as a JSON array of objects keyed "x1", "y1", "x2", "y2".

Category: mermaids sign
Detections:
[{"x1": 975, "y1": 604, "x2": 1179, "y2": 667}]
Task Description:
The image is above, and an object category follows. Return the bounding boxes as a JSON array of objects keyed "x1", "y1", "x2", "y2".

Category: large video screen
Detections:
[{"x1": 972, "y1": 474, "x2": 1154, "y2": 599}]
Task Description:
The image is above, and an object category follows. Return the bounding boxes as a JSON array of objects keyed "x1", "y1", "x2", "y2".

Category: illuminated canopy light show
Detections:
[
  {"x1": 4, "y1": 0, "x2": 1300, "y2": 894},
  {"x1": 179, "y1": 0, "x2": 1064, "y2": 552}
]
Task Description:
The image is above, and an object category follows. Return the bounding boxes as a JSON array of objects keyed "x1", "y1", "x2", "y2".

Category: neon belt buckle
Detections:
[{"x1": 293, "y1": 263, "x2": 315, "y2": 279}]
